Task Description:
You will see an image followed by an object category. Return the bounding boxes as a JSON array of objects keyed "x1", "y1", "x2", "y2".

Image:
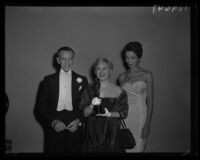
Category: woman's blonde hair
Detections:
[{"x1": 93, "y1": 57, "x2": 113, "y2": 72}]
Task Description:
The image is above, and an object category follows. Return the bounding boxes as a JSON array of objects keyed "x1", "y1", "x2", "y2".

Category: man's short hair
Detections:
[{"x1": 56, "y1": 46, "x2": 75, "y2": 59}]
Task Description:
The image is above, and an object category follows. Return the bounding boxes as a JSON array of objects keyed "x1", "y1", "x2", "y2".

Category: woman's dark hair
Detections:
[{"x1": 121, "y1": 41, "x2": 143, "y2": 60}]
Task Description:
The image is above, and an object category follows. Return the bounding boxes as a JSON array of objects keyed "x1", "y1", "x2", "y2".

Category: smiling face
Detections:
[
  {"x1": 56, "y1": 50, "x2": 74, "y2": 72},
  {"x1": 95, "y1": 61, "x2": 112, "y2": 82},
  {"x1": 125, "y1": 51, "x2": 140, "y2": 69}
]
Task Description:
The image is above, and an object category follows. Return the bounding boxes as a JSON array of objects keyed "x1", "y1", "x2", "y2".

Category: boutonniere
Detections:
[{"x1": 76, "y1": 77, "x2": 83, "y2": 83}]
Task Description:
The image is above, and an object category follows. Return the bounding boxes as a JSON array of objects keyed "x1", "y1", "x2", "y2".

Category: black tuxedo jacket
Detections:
[{"x1": 37, "y1": 70, "x2": 88, "y2": 127}]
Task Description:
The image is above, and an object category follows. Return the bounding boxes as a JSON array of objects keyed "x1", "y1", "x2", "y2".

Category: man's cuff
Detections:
[{"x1": 74, "y1": 118, "x2": 82, "y2": 126}]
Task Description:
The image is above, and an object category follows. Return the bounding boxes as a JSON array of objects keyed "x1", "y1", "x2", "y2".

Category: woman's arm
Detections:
[
  {"x1": 83, "y1": 105, "x2": 94, "y2": 117},
  {"x1": 141, "y1": 71, "x2": 154, "y2": 138},
  {"x1": 79, "y1": 86, "x2": 92, "y2": 117},
  {"x1": 145, "y1": 71, "x2": 154, "y2": 127},
  {"x1": 79, "y1": 85, "x2": 103, "y2": 117},
  {"x1": 109, "y1": 111, "x2": 121, "y2": 118}
]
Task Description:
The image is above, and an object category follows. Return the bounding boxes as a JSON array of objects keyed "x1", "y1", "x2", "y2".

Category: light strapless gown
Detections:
[{"x1": 122, "y1": 81, "x2": 147, "y2": 152}]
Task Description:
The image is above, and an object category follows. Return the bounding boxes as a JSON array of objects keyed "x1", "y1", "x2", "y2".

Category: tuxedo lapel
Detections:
[
  {"x1": 52, "y1": 73, "x2": 59, "y2": 109},
  {"x1": 72, "y1": 71, "x2": 79, "y2": 106}
]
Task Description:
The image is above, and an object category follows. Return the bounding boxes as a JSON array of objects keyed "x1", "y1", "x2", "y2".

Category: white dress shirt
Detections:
[{"x1": 56, "y1": 69, "x2": 73, "y2": 111}]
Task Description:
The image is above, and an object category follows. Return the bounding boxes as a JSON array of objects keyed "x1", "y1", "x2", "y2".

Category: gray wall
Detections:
[{"x1": 5, "y1": 7, "x2": 190, "y2": 153}]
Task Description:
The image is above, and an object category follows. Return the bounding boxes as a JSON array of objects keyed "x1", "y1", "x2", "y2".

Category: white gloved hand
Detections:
[
  {"x1": 91, "y1": 97, "x2": 101, "y2": 106},
  {"x1": 96, "y1": 108, "x2": 111, "y2": 117}
]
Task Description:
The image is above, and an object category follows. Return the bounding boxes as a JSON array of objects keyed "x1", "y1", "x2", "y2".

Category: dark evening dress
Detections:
[{"x1": 79, "y1": 83, "x2": 128, "y2": 153}]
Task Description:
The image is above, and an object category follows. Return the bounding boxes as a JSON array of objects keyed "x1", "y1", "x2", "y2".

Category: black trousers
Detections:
[
  {"x1": 43, "y1": 126, "x2": 83, "y2": 154},
  {"x1": 43, "y1": 110, "x2": 84, "y2": 154}
]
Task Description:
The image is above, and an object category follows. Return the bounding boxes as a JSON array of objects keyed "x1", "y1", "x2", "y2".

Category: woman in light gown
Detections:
[{"x1": 118, "y1": 42, "x2": 154, "y2": 153}]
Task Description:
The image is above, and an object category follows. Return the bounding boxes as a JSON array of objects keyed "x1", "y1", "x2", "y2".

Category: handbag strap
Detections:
[{"x1": 119, "y1": 112, "x2": 127, "y2": 129}]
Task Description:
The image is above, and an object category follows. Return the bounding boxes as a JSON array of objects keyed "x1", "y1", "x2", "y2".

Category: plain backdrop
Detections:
[{"x1": 5, "y1": 6, "x2": 190, "y2": 153}]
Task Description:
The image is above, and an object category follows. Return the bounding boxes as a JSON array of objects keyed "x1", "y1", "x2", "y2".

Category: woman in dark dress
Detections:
[{"x1": 79, "y1": 58, "x2": 128, "y2": 153}]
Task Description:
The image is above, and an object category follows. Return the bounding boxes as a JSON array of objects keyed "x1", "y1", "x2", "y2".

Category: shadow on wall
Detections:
[
  {"x1": 89, "y1": 60, "x2": 97, "y2": 83},
  {"x1": 52, "y1": 52, "x2": 60, "y2": 73},
  {"x1": 33, "y1": 80, "x2": 46, "y2": 152},
  {"x1": 116, "y1": 47, "x2": 128, "y2": 86}
]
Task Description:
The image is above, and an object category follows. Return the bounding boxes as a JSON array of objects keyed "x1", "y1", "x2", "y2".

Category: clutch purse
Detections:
[
  {"x1": 119, "y1": 117, "x2": 136, "y2": 149},
  {"x1": 92, "y1": 78, "x2": 106, "y2": 115}
]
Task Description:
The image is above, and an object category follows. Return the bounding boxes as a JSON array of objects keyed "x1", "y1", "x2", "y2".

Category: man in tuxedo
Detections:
[{"x1": 37, "y1": 46, "x2": 88, "y2": 154}]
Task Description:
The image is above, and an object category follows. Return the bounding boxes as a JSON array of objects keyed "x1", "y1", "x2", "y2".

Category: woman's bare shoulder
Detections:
[{"x1": 143, "y1": 69, "x2": 153, "y2": 78}]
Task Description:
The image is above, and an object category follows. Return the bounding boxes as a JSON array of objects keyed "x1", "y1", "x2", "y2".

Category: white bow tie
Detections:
[{"x1": 56, "y1": 105, "x2": 73, "y2": 111}]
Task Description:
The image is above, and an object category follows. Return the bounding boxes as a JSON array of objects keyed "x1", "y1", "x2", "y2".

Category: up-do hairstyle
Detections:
[
  {"x1": 94, "y1": 57, "x2": 113, "y2": 72},
  {"x1": 122, "y1": 41, "x2": 143, "y2": 60},
  {"x1": 56, "y1": 46, "x2": 75, "y2": 59}
]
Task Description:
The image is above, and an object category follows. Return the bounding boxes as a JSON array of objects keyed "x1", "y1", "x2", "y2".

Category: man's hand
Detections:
[
  {"x1": 52, "y1": 120, "x2": 66, "y2": 132},
  {"x1": 65, "y1": 119, "x2": 80, "y2": 132}
]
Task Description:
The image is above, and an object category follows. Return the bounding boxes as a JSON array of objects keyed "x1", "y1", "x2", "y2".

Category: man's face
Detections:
[{"x1": 56, "y1": 50, "x2": 74, "y2": 72}]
